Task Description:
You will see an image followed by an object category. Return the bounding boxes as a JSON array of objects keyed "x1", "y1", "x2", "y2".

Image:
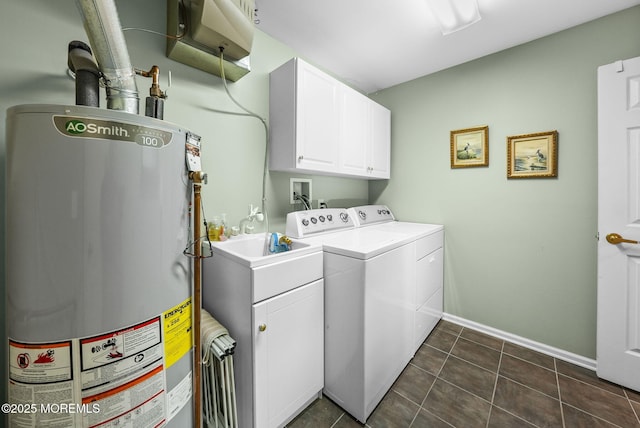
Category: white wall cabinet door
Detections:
[
  {"x1": 368, "y1": 102, "x2": 391, "y2": 179},
  {"x1": 339, "y1": 88, "x2": 370, "y2": 176},
  {"x1": 296, "y1": 61, "x2": 340, "y2": 173},
  {"x1": 252, "y1": 279, "x2": 324, "y2": 428},
  {"x1": 339, "y1": 88, "x2": 391, "y2": 179}
]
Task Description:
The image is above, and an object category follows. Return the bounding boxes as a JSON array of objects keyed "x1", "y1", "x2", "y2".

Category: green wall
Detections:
[
  {"x1": 370, "y1": 6, "x2": 640, "y2": 358},
  {"x1": 0, "y1": 0, "x2": 367, "y2": 405}
]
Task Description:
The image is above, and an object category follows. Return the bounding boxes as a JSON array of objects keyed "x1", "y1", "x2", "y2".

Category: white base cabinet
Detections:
[
  {"x1": 269, "y1": 57, "x2": 390, "y2": 179},
  {"x1": 202, "y1": 250, "x2": 324, "y2": 428},
  {"x1": 253, "y1": 281, "x2": 324, "y2": 427}
]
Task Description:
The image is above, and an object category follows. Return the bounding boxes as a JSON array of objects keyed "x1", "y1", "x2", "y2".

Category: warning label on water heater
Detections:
[
  {"x1": 7, "y1": 299, "x2": 193, "y2": 427},
  {"x1": 79, "y1": 317, "x2": 163, "y2": 390},
  {"x1": 52, "y1": 115, "x2": 173, "y2": 149},
  {"x1": 9, "y1": 340, "x2": 73, "y2": 384},
  {"x1": 163, "y1": 297, "x2": 193, "y2": 369},
  {"x1": 8, "y1": 340, "x2": 78, "y2": 427},
  {"x1": 79, "y1": 317, "x2": 167, "y2": 428}
]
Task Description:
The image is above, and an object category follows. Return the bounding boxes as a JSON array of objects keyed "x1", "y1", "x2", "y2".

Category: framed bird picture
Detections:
[
  {"x1": 507, "y1": 130, "x2": 558, "y2": 178},
  {"x1": 450, "y1": 125, "x2": 489, "y2": 168}
]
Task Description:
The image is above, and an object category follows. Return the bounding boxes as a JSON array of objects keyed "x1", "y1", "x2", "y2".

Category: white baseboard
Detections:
[{"x1": 442, "y1": 313, "x2": 597, "y2": 372}]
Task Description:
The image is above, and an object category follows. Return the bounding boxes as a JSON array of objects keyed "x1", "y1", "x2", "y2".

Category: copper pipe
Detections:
[
  {"x1": 136, "y1": 65, "x2": 166, "y2": 98},
  {"x1": 189, "y1": 170, "x2": 206, "y2": 428}
]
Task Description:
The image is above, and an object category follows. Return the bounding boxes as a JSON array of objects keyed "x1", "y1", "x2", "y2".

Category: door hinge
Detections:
[{"x1": 615, "y1": 60, "x2": 624, "y2": 73}]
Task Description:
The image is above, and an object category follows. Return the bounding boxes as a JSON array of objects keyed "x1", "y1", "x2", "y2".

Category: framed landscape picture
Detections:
[
  {"x1": 450, "y1": 126, "x2": 489, "y2": 168},
  {"x1": 507, "y1": 131, "x2": 558, "y2": 178}
]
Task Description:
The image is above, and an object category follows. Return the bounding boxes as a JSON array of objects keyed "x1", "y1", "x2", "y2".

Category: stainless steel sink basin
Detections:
[{"x1": 205, "y1": 234, "x2": 321, "y2": 268}]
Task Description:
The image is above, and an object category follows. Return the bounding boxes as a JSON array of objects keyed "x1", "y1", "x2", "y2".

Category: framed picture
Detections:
[
  {"x1": 507, "y1": 131, "x2": 558, "y2": 178},
  {"x1": 450, "y1": 126, "x2": 489, "y2": 168}
]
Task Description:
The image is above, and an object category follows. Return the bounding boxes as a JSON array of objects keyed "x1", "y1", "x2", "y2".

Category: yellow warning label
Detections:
[{"x1": 163, "y1": 297, "x2": 193, "y2": 369}]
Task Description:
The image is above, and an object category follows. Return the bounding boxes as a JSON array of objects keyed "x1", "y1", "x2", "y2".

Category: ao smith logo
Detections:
[
  {"x1": 65, "y1": 119, "x2": 129, "y2": 137},
  {"x1": 53, "y1": 115, "x2": 171, "y2": 147}
]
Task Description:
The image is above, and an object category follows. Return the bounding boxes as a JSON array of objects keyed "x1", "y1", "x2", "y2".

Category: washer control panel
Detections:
[
  {"x1": 348, "y1": 205, "x2": 395, "y2": 227},
  {"x1": 285, "y1": 208, "x2": 355, "y2": 238}
]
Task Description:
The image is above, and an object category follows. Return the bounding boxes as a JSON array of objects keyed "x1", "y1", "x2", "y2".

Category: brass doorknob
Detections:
[
  {"x1": 606, "y1": 233, "x2": 639, "y2": 245},
  {"x1": 258, "y1": 324, "x2": 267, "y2": 332}
]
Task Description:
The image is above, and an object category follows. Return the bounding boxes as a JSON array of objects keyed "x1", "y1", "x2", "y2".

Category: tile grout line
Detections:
[
  {"x1": 554, "y1": 357, "x2": 566, "y2": 428},
  {"x1": 624, "y1": 389, "x2": 640, "y2": 425},
  {"x1": 485, "y1": 341, "x2": 505, "y2": 428},
  {"x1": 328, "y1": 412, "x2": 344, "y2": 428}
]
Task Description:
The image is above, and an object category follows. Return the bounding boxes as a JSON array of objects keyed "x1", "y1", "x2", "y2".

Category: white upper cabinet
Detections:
[
  {"x1": 339, "y1": 88, "x2": 370, "y2": 176},
  {"x1": 269, "y1": 58, "x2": 390, "y2": 179},
  {"x1": 366, "y1": 97, "x2": 391, "y2": 178}
]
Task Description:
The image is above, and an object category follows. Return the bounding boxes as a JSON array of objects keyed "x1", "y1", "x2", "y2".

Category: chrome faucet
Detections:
[{"x1": 239, "y1": 204, "x2": 264, "y2": 234}]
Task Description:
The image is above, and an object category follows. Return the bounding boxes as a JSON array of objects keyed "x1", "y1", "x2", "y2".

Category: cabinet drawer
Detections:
[
  {"x1": 416, "y1": 230, "x2": 444, "y2": 260},
  {"x1": 252, "y1": 251, "x2": 323, "y2": 303}
]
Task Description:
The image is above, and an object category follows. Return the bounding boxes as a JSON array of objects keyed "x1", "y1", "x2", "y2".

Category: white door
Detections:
[
  {"x1": 597, "y1": 56, "x2": 640, "y2": 391},
  {"x1": 252, "y1": 280, "x2": 324, "y2": 428}
]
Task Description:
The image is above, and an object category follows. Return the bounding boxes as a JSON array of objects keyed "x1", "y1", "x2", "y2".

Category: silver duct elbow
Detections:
[{"x1": 75, "y1": 0, "x2": 139, "y2": 114}]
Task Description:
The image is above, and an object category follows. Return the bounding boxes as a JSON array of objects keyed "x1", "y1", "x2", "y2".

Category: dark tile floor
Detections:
[{"x1": 287, "y1": 320, "x2": 640, "y2": 427}]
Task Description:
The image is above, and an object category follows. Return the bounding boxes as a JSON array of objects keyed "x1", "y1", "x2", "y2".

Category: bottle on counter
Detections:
[
  {"x1": 208, "y1": 216, "x2": 221, "y2": 241},
  {"x1": 219, "y1": 213, "x2": 228, "y2": 240}
]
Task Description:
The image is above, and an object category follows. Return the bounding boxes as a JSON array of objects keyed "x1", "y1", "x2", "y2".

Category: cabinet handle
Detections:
[
  {"x1": 298, "y1": 155, "x2": 304, "y2": 162},
  {"x1": 258, "y1": 324, "x2": 267, "y2": 332}
]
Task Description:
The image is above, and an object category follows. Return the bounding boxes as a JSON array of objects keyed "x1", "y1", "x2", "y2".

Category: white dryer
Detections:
[
  {"x1": 348, "y1": 205, "x2": 445, "y2": 351},
  {"x1": 286, "y1": 208, "x2": 418, "y2": 423}
]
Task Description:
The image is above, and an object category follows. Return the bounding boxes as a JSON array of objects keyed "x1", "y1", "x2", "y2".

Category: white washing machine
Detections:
[
  {"x1": 349, "y1": 205, "x2": 445, "y2": 351},
  {"x1": 286, "y1": 208, "x2": 420, "y2": 423}
]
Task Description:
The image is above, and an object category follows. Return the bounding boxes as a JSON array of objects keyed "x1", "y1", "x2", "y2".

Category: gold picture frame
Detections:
[
  {"x1": 507, "y1": 131, "x2": 558, "y2": 178},
  {"x1": 450, "y1": 126, "x2": 489, "y2": 168}
]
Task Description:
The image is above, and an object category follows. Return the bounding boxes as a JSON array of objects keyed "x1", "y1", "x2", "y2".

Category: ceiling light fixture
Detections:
[{"x1": 427, "y1": 0, "x2": 482, "y2": 35}]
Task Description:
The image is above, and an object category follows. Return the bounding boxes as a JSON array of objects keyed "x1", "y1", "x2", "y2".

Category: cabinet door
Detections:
[
  {"x1": 368, "y1": 102, "x2": 391, "y2": 178},
  {"x1": 253, "y1": 280, "x2": 324, "y2": 428},
  {"x1": 339, "y1": 87, "x2": 369, "y2": 176},
  {"x1": 296, "y1": 61, "x2": 340, "y2": 172}
]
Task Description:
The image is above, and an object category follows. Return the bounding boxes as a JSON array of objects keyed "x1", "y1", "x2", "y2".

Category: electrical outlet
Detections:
[{"x1": 317, "y1": 199, "x2": 325, "y2": 209}]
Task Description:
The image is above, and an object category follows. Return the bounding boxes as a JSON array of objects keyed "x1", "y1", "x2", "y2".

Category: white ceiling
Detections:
[{"x1": 255, "y1": 0, "x2": 640, "y2": 93}]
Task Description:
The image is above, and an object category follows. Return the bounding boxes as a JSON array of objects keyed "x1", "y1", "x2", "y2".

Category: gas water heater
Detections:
[{"x1": 6, "y1": 104, "x2": 195, "y2": 427}]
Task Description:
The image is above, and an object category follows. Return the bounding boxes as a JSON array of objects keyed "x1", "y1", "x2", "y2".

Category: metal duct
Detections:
[{"x1": 75, "y1": 0, "x2": 139, "y2": 114}]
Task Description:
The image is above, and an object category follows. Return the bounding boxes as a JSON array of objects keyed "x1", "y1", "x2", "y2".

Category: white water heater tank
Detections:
[{"x1": 6, "y1": 104, "x2": 194, "y2": 427}]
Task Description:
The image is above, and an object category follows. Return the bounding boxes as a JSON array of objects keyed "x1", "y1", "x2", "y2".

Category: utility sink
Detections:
[
  {"x1": 204, "y1": 233, "x2": 323, "y2": 303},
  {"x1": 205, "y1": 234, "x2": 321, "y2": 268}
]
